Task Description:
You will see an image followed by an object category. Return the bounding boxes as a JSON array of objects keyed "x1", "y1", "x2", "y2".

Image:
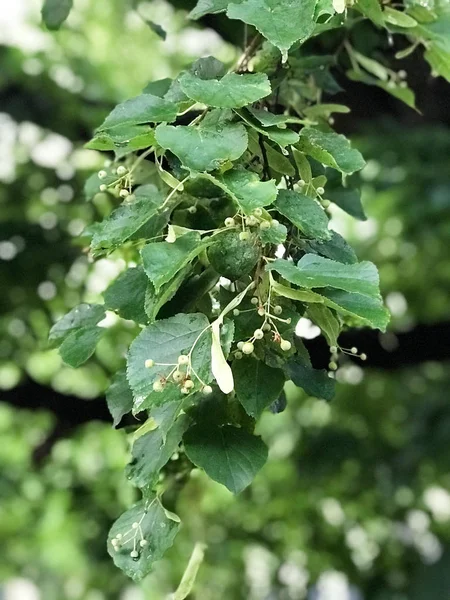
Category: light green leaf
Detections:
[
  {"x1": 209, "y1": 169, "x2": 278, "y2": 213},
  {"x1": 268, "y1": 255, "x2": 381, "y2": 296},
  {"x1": 108, "y1": 497, "x2": 180, "y2": 581},
  {"x1": 141, "y1": 231, "x2": 204, "y2": 293},
  {"x1": 211, "y1": 320, "x2": 234, "y2": 394},
  {"x1": 179, "y1": 72, "x2": 271, "y2": 108},
  {"x1": 306, "y1": 304, "x2": 340, "y2": 346},
  {"x1": 303, "y1": 103, "x2": 351, "y2": 119},
  {"x1": 285, "y1": 359, "x2": 335, "y2": 400},
  {"x1": 383, "y1": 7, "x2": 417, "y2": 27},
  {"x1": 183, "y1": 424, "x2": 268, "y2": 493},
  {"x1": 106, "y1": 369, "x2": 134, "y2": 427},
  {"x1": 85, "y1": 125, "x2": 155, "y2": 157},
  {"x1": 155, "y1": 123, "x2": 248, "y2": 172},
  {"x1": 97, "y1": 94, "x2": 178, "y2": 135},
  {"x1": 41, "y1": 0, "x2": 73, "y2": 29},
  {"x1": 274, "y1": 190, "x2": 331, "y2": 241},
  {"x1": 319, "y1": 288, "x2": 390, "y2": 330},
  {"x1": 49, "y1": 303, "x2": 105, "y2": 348},
  {"x1": 292, "y1": 149, "x2": 312, "y2": 182},
  {"x1": 355, "y1": 0, "x2": 384, "y2": 26},
  {"x1": 227, "y1": 0, "x2": 318, "y2": 61},
  {"x1": 425, "y1": 45, "x2": 450, "y2": 82},
  {"x1": 127, "y1": 313, "x2": 212, "y2": 408},
  {"x1": 189, "y1": 0, "x2": 234, "y2": 19},
  {"x1": 59, "y1": 326, "x2": 105, "y2": 368},
  {"x1": 298, "y1": 128, "x2": 366, "y2": 174},
  {"x1": 259, "y1": 221, "x2": 288, "y2": 245},
  {"x1": 104, "y1": 267, "x2": 148, "y2": 324},
  {"x1": 127, "y1": 401, "x2": 189, "y2": 488},
  {"x1": 233, "y1": 357, "x2": 285, "y2": 418},
  {"x1": 90, "y1": 185, "x2": 165, "y2": 256}
]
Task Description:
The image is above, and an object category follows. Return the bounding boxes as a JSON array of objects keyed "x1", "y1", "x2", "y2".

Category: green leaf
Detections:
[
  {"x1": 248, "y1": 107, "x2": 304, "y2": 128},
  {"x1": 319, "y1": 288, "x2": 390, "y2": 330},
  {"x1": 292, "y1": 149, "x2": 312, "y2": 183},
  {"x1": 59, "y1": 326, "x2": 105, "y2": 368},
  {"x1": 143, "y1": 78, "x2": 173, "y2": 97},
  {"x1": 264, "y1": 143, "x2": 296, "y2": 177},
  {"x1": 303, "y1": 231, "x2": 358, "y2": 264},
  {"x1": 208, "y1": 169, "x2": 278, "y2": 213},
  {"x1": 259, "y1": 221, "x2": 288, "y2": 245},
  {"x1": 127, "y1": 401, "x2": 189, "y2": 488},
  {"x1": 425, "y1": 45, "x2": 450, "y2": 82},
  {"x1": 190, "y1": 56, "x2": 227, "y2": 80},
  {"x1": 285, "y1": 359, "x2": 335, "y2": 400},
  {"x1": 106, "y1": 369, "x2": 134, "y2": 427},
  {"x1": 179, "y1": 72, "x2": 271, "y2": 108},
  {"x1": 325, "y1": 185, "x2": 367, "y2": 221},
  {"x1": 183, "y1": 424, "x2": 268, "y2": 493},
  {"x1": 237, "y1": 109, "x2": 300, "y2": 148},
  {"x1": 144, "y1": 19, "x2": 166, "y2": 40},
  {"x1": 227, "y1": 0, "x2": 318, "y2": 61},
  {"x1": 233, "y1": 357, "x2": 285, "y2": 418},
  {"x1": 356, "y1": 0, "x2": 384, "y2": 26},
  {"x1": 141, "y1": 231, "x2": 204, "y2": 293},
  {"x1": 268, "y1": 255, "x2": 381, "y2": 296},
  {"x1": 104, "y1": 267, "x2": 148, "y2": 324},
  {"x1": 86, "y1": 125, "x2": 155, "y2": 157},
  {"x1": 49, "y1": 303, "x2": 106, "y2": 348},
  {"x1": 97, "y1": 95, "x2": 178, "y2": 135},
  {"x1": 90, "y1": 185, "x2": 165, "y2": 256},
  {"x1": 298, "y1": 128, "x2": 366, "y2": 174},
  {"x1": 189, "y1": 0, "x2": 234, "y2": 19},
  {"x1": 41, "y1": 0, "x2": 73, "y2": 29},
  {"x1": 274, "y1": 190, "x2": 331, "y2": 241},
  {"x1": 306, "y1": 304, "x2": 340, "y2": 346},
  {"x1": 155, "y1": 123, "x2": 248, "y2": 172},
  {"x1": 383, "y1": 7, "x2": 417, "y2": 27},
  {"x1": 108, "y1": 497, "x2": 180, "y2": 581},
  {"x1": 347, "y1": 69, "x2": 417, "y2": 110},
  {"x1": 303, "y1": 104, "x2": 351, "y2": 119},
  {"x1": 127, "y1": 313, "x2": 212, "y2": 408},
  {"x1": 144, "y1": 267, "x2": 191, "y2": 323}
]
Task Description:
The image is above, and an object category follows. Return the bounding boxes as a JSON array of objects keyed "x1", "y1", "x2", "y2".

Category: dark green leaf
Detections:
[
  {"x1": 104, "y1": 267, "x2": 148, "y2": 324},
  {"x1": 127, "y1": 401, "x2": 189, "y2": 488},
  {"x1": 184, "y1": 424, "x2": 268, "y2": 493},
  {"x1": 275, "y1": 190, "x2": 331, "y2": 241},
  {"x1": 49, "y1": 303, "x2": 105, "y2": 348},
  {"x1": 141, "y1": 231, "x2": 204, "y2": 293},
  {"x1": 90, "y1": 185, "x2": 165, "y2": 256},
  {"x1": 303, "y1": 231, "x2": 358, "y2": 264},
  {"x1": 233, "y1": 357, "x2": 285, "y2": 418},
  {"x1": 285, "y1": 359, "x2": 335, "y2": 400},
  {"x1": 106, "y1": 369, "x2": 134, "y2": 427},
  {"x1": 41, "y1": 0, "x2": 73, "y2": 29}
]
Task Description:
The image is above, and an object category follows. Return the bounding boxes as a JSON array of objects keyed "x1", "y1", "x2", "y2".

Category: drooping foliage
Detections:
[{"x1": 44, "y1": 0, "x2": 449, "y2": 581}]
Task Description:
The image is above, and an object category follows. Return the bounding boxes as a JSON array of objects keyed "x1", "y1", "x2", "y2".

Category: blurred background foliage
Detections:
[{"x1": 1, "y1": 1, "x2": 450, "y2": 599}]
